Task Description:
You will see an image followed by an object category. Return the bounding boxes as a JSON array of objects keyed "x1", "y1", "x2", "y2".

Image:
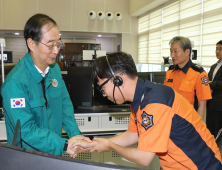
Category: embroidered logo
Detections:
[
  {"x1": 52, "y1": 79, "x2": 58, "y2": 87},
  {"x1": 141, "y1": 111, "x2": 154, "y2": 130},
  {"x1": 201, "y1": 76, "x2": 209, "y2": 86},
  {"x1": 11, "y1": 98, "x2": 25, "y2": 108}
]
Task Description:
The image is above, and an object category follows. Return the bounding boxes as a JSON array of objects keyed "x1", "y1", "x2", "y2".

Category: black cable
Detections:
[
  {"x1": 117, "y1": 85, "x2": 126, "y2": 104},
  {"x1": 113, "y1": 85, "x2": 116, "y2": 103}
]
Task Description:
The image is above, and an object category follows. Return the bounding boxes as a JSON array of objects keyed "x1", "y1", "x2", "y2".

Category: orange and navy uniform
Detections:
[
  {"x1": 129, "y1": 78, "x2": 222, "y2": 170},
  {"x1": 164, "y1": 60, "x2": 212, "y2": 110}
]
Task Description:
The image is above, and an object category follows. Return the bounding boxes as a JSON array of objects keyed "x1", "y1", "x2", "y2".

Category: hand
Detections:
[
  {"x1": 71, "y1": 140, "x2": 98, "y2": 152},
  {"x1": 68, "y1": 135, "x2": 91, "y2": 145},
  {"x1": 211, "y1": 89, "x2": 213, "y2": 93},
  {"x1": 67, "y1": 135, "x2": 92, "y2": 158},
  {"x1": 90, "y1": 137, "x2": 111, "y2": 153},
  {"x1": 67, "y1": 145, "x2": 81, "y2": 158}
]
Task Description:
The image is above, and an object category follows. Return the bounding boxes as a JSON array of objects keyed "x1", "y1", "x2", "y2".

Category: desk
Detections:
[{"x1": 0, "y1": 107, "x2": 160, "y2": 169}]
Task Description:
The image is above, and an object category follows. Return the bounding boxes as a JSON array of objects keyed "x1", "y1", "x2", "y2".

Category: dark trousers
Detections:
[{"x1": 206, "y1": 107, "x2": 222, "y2": 138}]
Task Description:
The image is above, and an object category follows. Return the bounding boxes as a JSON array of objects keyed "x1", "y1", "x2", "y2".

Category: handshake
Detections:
[{"x1": 66, "y1": 135, "x2": 111, "y2": 158}]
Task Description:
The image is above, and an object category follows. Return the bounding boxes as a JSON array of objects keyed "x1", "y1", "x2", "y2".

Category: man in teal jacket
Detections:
[{"x1": 1, "y1": 14, "x2": 85, "y2": 156}]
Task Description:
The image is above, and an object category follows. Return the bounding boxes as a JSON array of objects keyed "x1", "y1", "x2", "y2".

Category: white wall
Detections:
[
  {"x1": 95, "y1": 37, "x2": 116, "y2": 53},
  {"x1": 130, "y1": 0, "x2": 154, "y2": 15},
  {"x1": 0, "y1": 0, "x2": 139, "y2": 64},
  {"x1": 0, "y1": 0, "x2": 131, "y2": 33}
]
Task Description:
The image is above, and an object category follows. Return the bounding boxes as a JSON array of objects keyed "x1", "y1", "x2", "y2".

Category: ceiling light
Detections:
[
  {"x1": 15, "y1": 33, "x2": 19, "y2": 35},
  {"x1": 59, "y1": 34, "x2": 61, "y2": 35},
  {"x1": 98, "y1": 35, "x2": 102, "y2": 37}
]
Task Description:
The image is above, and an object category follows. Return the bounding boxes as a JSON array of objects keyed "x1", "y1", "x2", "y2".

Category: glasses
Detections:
[
  {"x1": 96, "y1": 76, "x2": 112, "y2": 94},
  {"x1": 39, "y1": 41, "x2": 64, "y2": 50}
]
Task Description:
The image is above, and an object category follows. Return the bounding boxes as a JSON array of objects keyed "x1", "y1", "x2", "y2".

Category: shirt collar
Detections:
[
  {"x1": 34, "y1": 65, "x2": 49, "y2": 77},
  {"x1": 174, "y1": 59, "x2": 192, "y2": 74},
  {"x1": 217, "y1": 60, "x2": 222, "y2": 65},
  {"x1": 24, "y1": 52, "x2": 51, "y2": 83},
  {"x1": 131, "y1": 78, "x2": 150, "y2": 114}
]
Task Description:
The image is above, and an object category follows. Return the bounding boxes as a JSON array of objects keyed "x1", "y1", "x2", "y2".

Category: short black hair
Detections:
[
  {"x1": 92, "y1": 52, "x2": 138, "y2": 84},
  {"x1": 216, "y1": 40, "x2": 222, "y2": 45},
  {"x1": 169, "y1": 36, "x2": 192, "y2": 56},
  {"x1": 24, "y1": 13, "x2": 57, "y2": 52}
]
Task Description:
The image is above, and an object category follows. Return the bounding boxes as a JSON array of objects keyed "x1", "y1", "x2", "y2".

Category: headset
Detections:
[
  {"x1": 105, "y1": 56, "x2": 123, "y2": 86},
  {"x1": 105, "y1": 55, "x2": 125, "y2": 104}
]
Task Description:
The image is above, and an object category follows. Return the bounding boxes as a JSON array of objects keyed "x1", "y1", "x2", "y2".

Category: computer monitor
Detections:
[
  {"x1": 93, "y1": 83, "x2": 117, "y2": 106},
  {"x1": 137, "y1": 72, "x2": 166, "y2": 84},
  {"x1": 137, "y1": 72, "x2": 151, "y2": 81},
  {"x1": 0, "y1": 51, "x2": 13, "y2": 63},
  {"x1": 63, "y1": 67, "x2": 93, "y2": 107},
  {"x1": 151, "y1": 72, "x2": 166, "y2": 84},
  {"x1": 0, "y1": 63, "x2": 16, "y2": 76}
]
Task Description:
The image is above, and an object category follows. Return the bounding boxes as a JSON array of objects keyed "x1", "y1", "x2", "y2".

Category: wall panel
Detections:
[{"x1": 2, "y1": 0, "x2": 37, "y2": 29}]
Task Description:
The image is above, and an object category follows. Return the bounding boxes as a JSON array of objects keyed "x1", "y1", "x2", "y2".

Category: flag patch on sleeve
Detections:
[{"x1": 11, "y1": 98, "x2": 26, "y2": 108}]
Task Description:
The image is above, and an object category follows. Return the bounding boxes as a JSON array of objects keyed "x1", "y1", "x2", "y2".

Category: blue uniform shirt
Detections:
[{"x1": 1, "y1": 52, "x2": 81, "y2": 155}]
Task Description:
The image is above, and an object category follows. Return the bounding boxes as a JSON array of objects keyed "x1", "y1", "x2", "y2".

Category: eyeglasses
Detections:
[
  {"x1": 39, "y1": 41, "x2": 64, "y2": 50},
  {"x1": 96, "y1": 76, "x2": 112, "y2": 94}
]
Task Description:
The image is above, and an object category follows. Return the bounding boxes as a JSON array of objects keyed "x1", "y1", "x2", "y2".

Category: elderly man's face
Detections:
[
  {"x1": 170, "y1": 42, "x2": 190, "y2": 68},
  {"x1": 31, "y1": 25, "x2": 61, "y2": 68}
]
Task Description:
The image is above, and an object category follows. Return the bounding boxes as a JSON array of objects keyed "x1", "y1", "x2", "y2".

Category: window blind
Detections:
[
  {"x1": 138, "y1": 0, "x2": 220, "y2": 66},
  {"x1": 202, "y1": 0, "x2": 222, "y2": 65},
  {"x1": 162, "y1": 1, "x2": 180, "y2": 57},
  {"x1": 138, "y1": 9, "x2": 162, "y2": 63}
]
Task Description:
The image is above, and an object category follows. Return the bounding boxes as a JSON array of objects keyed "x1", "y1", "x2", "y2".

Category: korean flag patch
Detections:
[
  {"x1": 141, "y1": 111, "x2": 154, "y2": 130},
  {"x1": 11, "y1": 98, "x2": 26, "y2": 108}
]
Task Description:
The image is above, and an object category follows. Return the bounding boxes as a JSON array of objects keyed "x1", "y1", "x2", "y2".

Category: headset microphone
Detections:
[
  {"x1": 106, "y1": 56, "x2": 125, "y2": 103},
  {"x1": 105, "y1": 56, "x2": 123, "y2": 86}
]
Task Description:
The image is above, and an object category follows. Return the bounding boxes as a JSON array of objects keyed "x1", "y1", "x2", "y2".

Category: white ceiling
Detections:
[{"x1": 0, "y1": 30, "x2": 118, "y2": 39}]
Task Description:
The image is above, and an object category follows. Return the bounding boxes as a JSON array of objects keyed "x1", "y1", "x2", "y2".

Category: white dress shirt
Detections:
[
  {"x1": 34, "y1": 65, "x2": 49, "y2": 77},
  {"x1": 212, "y1": 61, "x2": 222, "y2": 80}
]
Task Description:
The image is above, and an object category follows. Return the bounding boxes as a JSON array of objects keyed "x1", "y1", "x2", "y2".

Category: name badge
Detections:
[{"x1": 167, "y1": 79, "x2": 173, "y2": 82}]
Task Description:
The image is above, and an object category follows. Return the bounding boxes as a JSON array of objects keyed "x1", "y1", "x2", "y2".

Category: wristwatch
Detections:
[{"x1": 63, "y1": 140, "x2": 68, "y2": 151}]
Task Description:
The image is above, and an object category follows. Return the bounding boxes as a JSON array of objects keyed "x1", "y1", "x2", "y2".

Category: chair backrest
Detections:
[
  {"x1": 11, "y1": 119, "x2": 22, "y2": 147},
  {"x1": 216, "y1": 128, "x2": 222, "y2": 157}
]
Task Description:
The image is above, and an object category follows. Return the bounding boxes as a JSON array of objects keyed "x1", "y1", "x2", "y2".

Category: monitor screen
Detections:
[
  {"x1": 137, "y1": 72, "x2": 166, "y2": 84},
  {"x1": 137, "y1": 72, "x2": 151, "y2": 81},
  {"x1": 93, "y1": 83, "x2": 117, "y2": 106},
  {"x1": 0, "y1": 51, "x2": 13, "y2": 63},
  {"x1": 0, "y1": 63, "x2": 16, "y2": 76},
  {"x1": 63, "y1": 67, "x2": 93, "y2": 107},
  {"x1": 151, "y1": 72, "x2": 166, "y2": 84}
]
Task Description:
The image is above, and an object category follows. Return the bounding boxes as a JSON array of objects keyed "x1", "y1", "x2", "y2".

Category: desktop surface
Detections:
[
  {"x1": 74, "y1": 105, "x2": 131, "y2": 114},
  {"x1": 0, "y1": 143, "x2": 149, "y2": 170}
]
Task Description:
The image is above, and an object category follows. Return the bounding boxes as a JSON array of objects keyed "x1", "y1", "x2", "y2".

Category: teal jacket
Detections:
[{"x1": 1, "y1": 52, "x2": 81, "y2": 155}]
